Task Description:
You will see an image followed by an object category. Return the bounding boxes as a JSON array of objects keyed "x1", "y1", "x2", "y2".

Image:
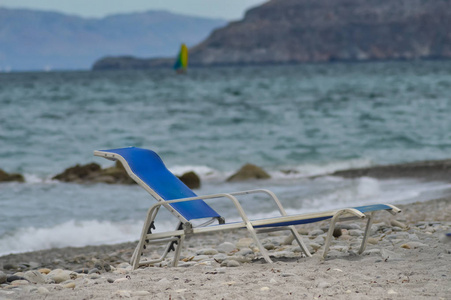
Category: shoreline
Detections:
[{"x1": 1, "y1": 197, "x2": 450, "y2": 299}]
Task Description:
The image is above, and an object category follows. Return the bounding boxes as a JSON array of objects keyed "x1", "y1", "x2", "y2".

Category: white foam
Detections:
[
  {"x1": 0, "y1": 220, "x2": 145, "y2": 256},
  {"x1": 271, "y1": 158, "x2": 374, "y2": 179}
]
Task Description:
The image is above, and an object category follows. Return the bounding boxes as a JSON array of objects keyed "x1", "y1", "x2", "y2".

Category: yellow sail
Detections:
[{"x1": 174, "y1": 44, "x2": 188, "y2": 73}]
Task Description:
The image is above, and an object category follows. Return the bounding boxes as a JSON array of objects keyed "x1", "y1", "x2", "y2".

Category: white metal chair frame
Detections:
[
  {"x1": 94, "y1": 148, "x2": 401, "y2": 270},
  {"x1": 130, "y1": 189, "x2": 400, "y2": 269}
]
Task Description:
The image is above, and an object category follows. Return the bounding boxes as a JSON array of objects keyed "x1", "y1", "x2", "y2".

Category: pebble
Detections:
[
  {"x1": 236, "y1": 248, "x2": 254, "y2": 256},
  {"x1": 213, "y1": 253, "x2": 228, "y2": 262},
  {"x1": 401, "y1": 242, "x2": 428, "y2": 249},
  {"x1": 107, "y1": 278, "x2": 115, "y2": 283},
  {"x1": 63, "y1": 282, "x2": 76, "y2": 289},
  {"x1": 281, "y1": 273, "x2": 295, "y2": 277},
  {"x1": 226, "y1": 260, "x2": 240, "y2": 267},
  {"x1": 38, "y1": 268, "x2": 51, "y2": 274},
  {"x1": 260, "y1": 286, "x2": 270, "y2": 291},
  {"x1": 236, "y1": 238, "x2": 254, "y2": 249},
  {"x1": 216, "y1": 242, "x2": 236, "y2": 253},
  {"x1": 114, "y1": 277, "x2": 129, "y2": 283},
  {"x1": 37, "y1": 286, "x2": 50, "y2": 294},
  {"x1": 310, "y1": 229, "x2": 324, "y2": 236},
  {"x1": 23, "y1": 270, "x2": 46, "y2": 284},
  {"x1": 7, "y1": 275, "x2": 27, "y2": 282},
  {"x1": 0, "y1": 271, "x2": 7, "y2": 284},
  {"x1": 367, "y1": 237, "x2": 379, "y2": 244},
  {"x1": 47, "y1": 269, "x2": 77, "y2": 283},
  {"x1": 11, "y1": 280, "x2": 29, "y2": 286},
  {"x1": 196, "y1": 248, "x2": 219, "y2": 255},
  {"x1": 349, "y1": 229, "x2": 364, "y2": 236}
]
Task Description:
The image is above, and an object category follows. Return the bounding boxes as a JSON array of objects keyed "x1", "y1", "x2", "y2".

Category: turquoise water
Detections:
[{"x1": 1, "y1": 61, "x2": 450, "y2": 254}]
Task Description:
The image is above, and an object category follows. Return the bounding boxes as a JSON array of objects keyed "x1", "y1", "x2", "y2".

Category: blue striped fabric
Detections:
[{"x1": 98, "y1": 147, "x2": 221, "y2": 221}]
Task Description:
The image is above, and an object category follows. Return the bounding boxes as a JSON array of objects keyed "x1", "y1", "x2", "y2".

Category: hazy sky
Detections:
[{"x1": 0, "y1": 0, "x2": 267, "y2": 20}]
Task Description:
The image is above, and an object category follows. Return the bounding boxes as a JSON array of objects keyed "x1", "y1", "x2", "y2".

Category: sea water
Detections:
[{"x1": 1, "y1": 61, "x2": 450, "y2": 255}]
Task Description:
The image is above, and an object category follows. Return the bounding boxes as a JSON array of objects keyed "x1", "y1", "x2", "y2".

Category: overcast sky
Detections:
[{"x1": 0, "y1": 0, "x2": 267, "y2": 20}]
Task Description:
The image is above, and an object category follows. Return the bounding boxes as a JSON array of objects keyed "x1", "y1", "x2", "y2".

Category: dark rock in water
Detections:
[
  {"x1": 0, "y1": 169, "x2": 24, "y2": 183},
  {"x1": 52, "y1": 161, "x2": 135, "y2": 185},
  {"x1": 178, "y1": 171, "x2": 201, "y2": 189},
  {"x1": 227, "y1": 164, "x2": 270, "y2": 182},
  {"x1": 52, "y1": 163, "x2": 102, "y2": 183}
]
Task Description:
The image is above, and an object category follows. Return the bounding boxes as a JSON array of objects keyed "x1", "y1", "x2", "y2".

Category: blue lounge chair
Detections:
[{"x1": 94, "y1": 147, "x2": 401, "y2": 269}]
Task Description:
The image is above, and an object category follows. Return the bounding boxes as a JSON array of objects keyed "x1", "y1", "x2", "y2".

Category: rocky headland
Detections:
[{"x1": 93, "y1": 0, "x2": 451, "y2": 70}]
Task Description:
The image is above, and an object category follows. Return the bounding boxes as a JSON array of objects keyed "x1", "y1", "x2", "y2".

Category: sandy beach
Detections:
[{"x1": 0, "y1": 194, "x2": 450, "y2": 299}]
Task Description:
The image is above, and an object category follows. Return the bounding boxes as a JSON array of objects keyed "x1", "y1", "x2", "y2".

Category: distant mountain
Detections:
[
  {"x1": 0, "y1": 8, "x2": 226, "y2": 71},
  {"x1": 93, "y1": 0, "x2": 451, "y2": 70}
]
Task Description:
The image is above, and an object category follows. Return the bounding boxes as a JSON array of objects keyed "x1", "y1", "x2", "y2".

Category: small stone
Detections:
[
  {"x1": 363, "y1": 249, "x2": 381, "y2": 256},
  {"x1": 114, "y1": 277, "x2": 129, "y2": 283},
  {"x1": 367, "y1": 238, "x2": 379, "y2": 245},
  {"x1": 89, "y1": 274, "x2": 101, "y2": 279},
  {"x1": 37, "y1": 287, "x2": 50, "y2": 294},
  {"x1": 74, "y1": 268, "x2": 90, "y2": 274},
  {"x1": 263, "y1": 243, "x2": 275, "y2": 250},
  {"x1": 38, "y1": 268, "x2": 51, "y2": 274},
  {"x1": 11, "y1": 280, "x2": 29, "y2": 286},
  {"x1": 260, "y1": 286, "x2": 270, "y2": 291},
  {"x1": 309, "y1": 243, "x2": 322, "y2": 250},
  {"x1": 226, "y1": 260, "x2": 240, "y2": 267},
  {"x1": 213, "y1": 253, "x2": 228, "y2": 262},
  {"x1": 236, "y1": 238, "x2": 254, "y2": 249},
  {"x1": 349, "y1": 229, "x2": 364, "y2": 236},
  {"x1": 269, "y1": 278, "x2": 277, "y2": 284},
  {"x1": 333, "y1": 228, "x2": 342, "y2": 238},
  {"x1": 47, "y1": 269, "x2": 77, "y2": 283},
  {"x1": 192, "y1": 255, "x2": 210, "y2": 261},
  {"x1": 107, "y1": 278, "x2": 115, "y2": 283},
  {"x1": 310, "y1": 229, "x2": 324, "y2": 236},
  {"x1": 7, "y1": 275, "x2": 27, "y2": 282},
  {"x1": 401, "y1": 244, "x2": 411, "y2": 249},
  {"x1": 23, "y1": 270, "x2": 46, "y2": 284},
  {"x1": 196, "y1": 248, "x2": 218, "y2": 255},
  {"x1": 63, "y1": 282, "x2": 76, "y2": 289},
  {"x1": 387, "y1": 289, "x2": 397, "y2": 295},
  {"x1": 89, "y1": 268, "x2": 100, "y2": 274},
  {"x1": 217, "y1": 242, "x2": 237, "y2": 253},
  {"x1": 237, "y1": 248, "x2": 254, "y2": 256},
  {"x1": 0, "y1": 271, "x2": 7, "y2": 284},
  {"x1": 281, "y1": 273, "x2": 295, "y2": 277}
]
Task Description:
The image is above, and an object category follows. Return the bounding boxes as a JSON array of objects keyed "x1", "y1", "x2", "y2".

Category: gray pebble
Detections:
[
  {"x1": 226, "y1": 260, "x2": 240, "y2": 267},
  {"x1": 107, "y1": 278, "x2": 115, "y2": 283},
  {"x1": 196, "y1": 248, "x2": 218, "y2": 255},
  {"x1": 0, "y1": 271, "x2": 7, "y2": 284},
  {"x1": 310, "y1": 229, "x2": 324, "y2": 236},
  {"x1": 216, "y1": 242, "x2": 236, "y2": 253}
]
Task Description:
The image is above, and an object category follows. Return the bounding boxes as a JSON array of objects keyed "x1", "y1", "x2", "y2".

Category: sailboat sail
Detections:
[{"x1": 173, "y1": 44, "x2": 188, "y2": 73}]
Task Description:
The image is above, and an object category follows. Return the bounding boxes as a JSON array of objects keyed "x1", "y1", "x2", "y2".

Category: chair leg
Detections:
[
  {"x1": 359, "y1": 212, "x2": 374, "y2": 254},
  {"x1": 245, "y1": 223, "x2": 273, "y2": 263},
  {"x1": 172, "y1": 235, "x2": 185, "y2": 267},
  {"x1": 323, "y1": 213, "x2": 342, "y2": 259},
  {"x1": 289, "y1": 225, "x2": 312, "y2": 257}
]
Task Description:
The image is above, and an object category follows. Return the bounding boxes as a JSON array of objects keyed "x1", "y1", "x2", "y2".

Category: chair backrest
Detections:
[{"x1": 95, "y1": 147, "x2": 221, "y2": 221}]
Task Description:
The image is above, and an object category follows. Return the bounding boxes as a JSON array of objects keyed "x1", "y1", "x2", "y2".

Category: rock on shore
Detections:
[{"x1": 0, "y1": 168, "x2": 24, "y2": 183}]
